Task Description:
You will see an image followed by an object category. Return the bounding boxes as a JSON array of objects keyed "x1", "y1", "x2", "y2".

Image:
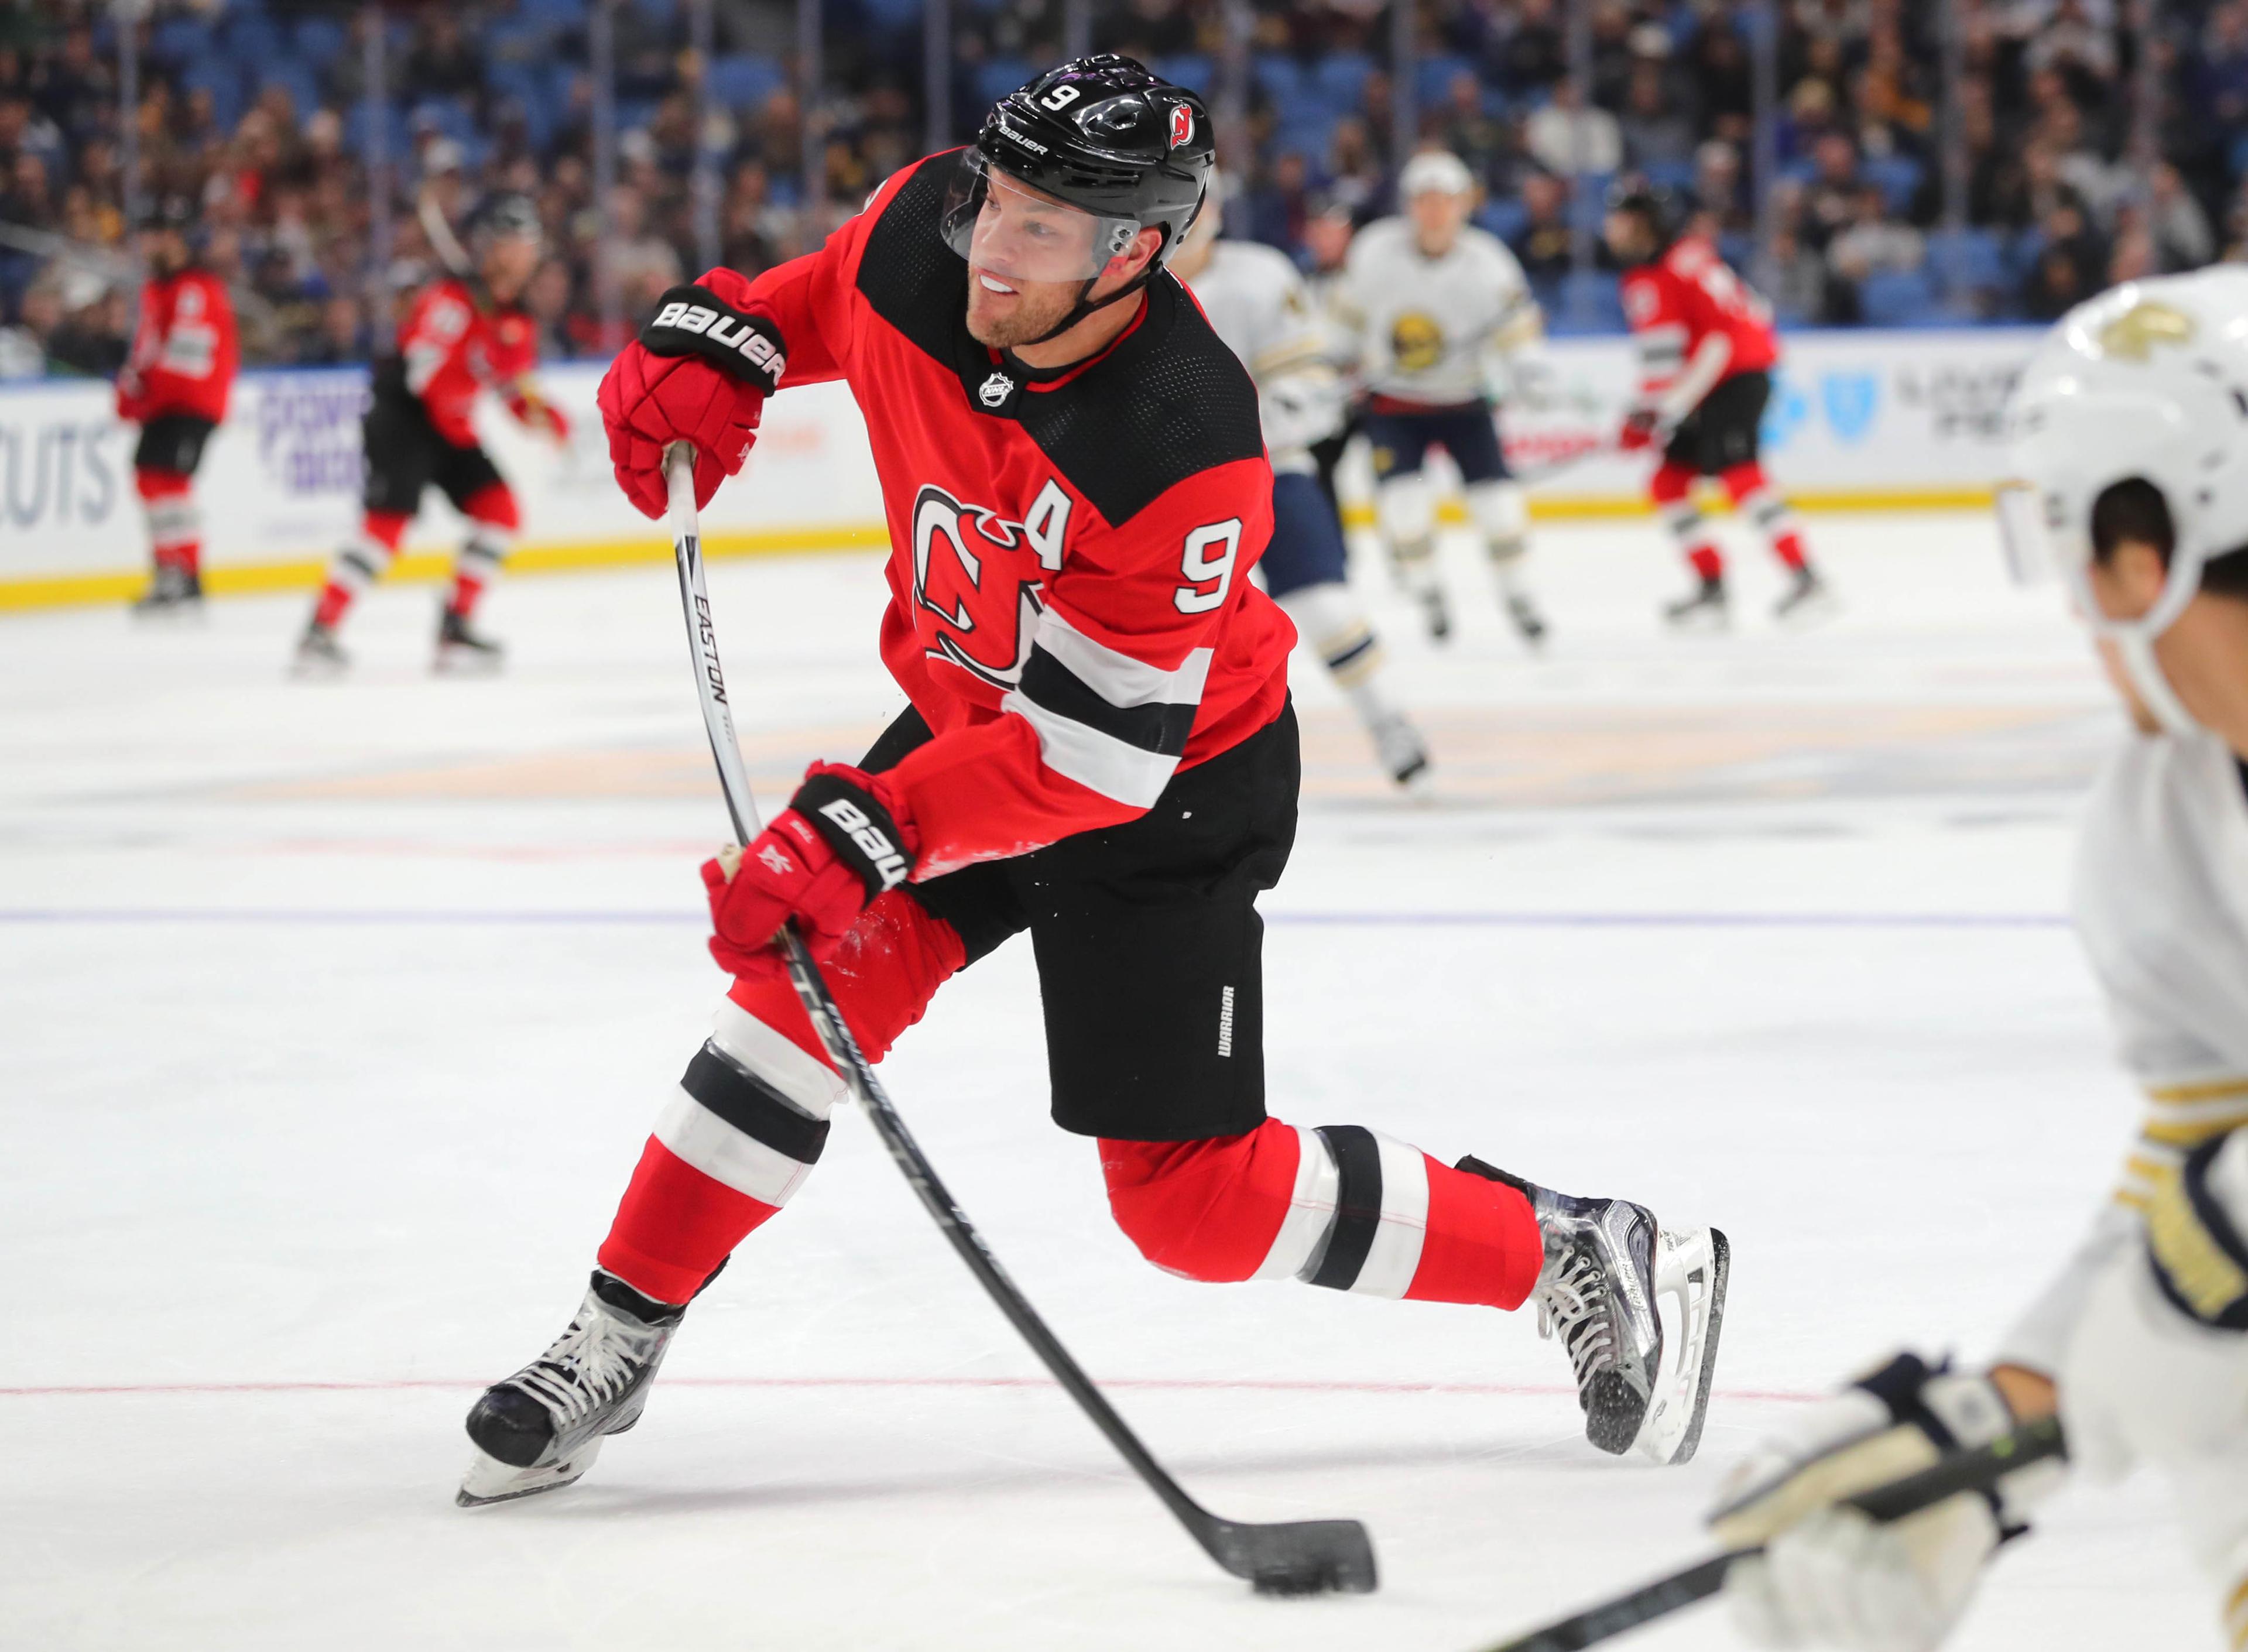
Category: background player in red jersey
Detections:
[
  {"x1": 117, "y1": 196, "x2": 238, "y2": 616},
  {"x1": 294, "y1": 195, "x2": 568, "y2": 675},
  {"x1": 454, "y1": 58, "x2": 1729, "y2": 1510},
  {"x1": 1606, "y1": 179, "x2": 1832, "y2": 630}
]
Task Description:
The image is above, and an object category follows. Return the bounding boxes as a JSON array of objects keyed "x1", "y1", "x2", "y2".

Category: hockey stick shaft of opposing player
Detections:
[
  {"x1": 660, "y1": 446, "x2": 1376, "y2": 1596},
  {"x1": 1476, "y1": 1415, "x2": 2069, "y2": 1652}
]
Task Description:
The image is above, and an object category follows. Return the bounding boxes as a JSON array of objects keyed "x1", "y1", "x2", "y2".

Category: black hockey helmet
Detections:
[
  {"x1": 137, "y1": 194, "x2": 197, "y2": 235},
  {"x1": 473, "y1": 192, "x2": 544, "y2": 249},
  {"x1": 1605, "y1": 172, "x2": 1681, "y2": 250},
  {"x1": 942, "y1": 54, "x2": 1214, "y2": 344}
]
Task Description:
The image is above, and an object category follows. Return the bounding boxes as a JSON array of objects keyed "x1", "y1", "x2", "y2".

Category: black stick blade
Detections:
[{"x1": 1209, "y1": 1518, "x2": 1379, "y2": 1596}]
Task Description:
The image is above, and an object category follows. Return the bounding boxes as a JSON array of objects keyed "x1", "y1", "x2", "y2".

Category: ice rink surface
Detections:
[{"x1": 0, "y1": 512, "x2": 2216, "y2": 1650}]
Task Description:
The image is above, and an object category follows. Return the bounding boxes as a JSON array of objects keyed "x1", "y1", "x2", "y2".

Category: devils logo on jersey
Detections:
[{"x1": 909, "y1": 478, "x2": 1074, "y2": 688}]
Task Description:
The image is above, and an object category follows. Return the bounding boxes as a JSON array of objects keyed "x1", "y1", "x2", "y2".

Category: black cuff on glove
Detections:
[
  {"x1": 791, "y1": 772, "x2": 914, "y2": 902},
  {"x1": 640, "y1": 285, "x2": 789, "y2": 396}
]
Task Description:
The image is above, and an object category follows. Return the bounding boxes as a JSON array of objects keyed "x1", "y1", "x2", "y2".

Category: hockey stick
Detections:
[
  {"x1": 660, "y1": 445, "x2": 1378, "y2": 1598},
  {"x1": 1473, "y1": 1414, "x2": 2069, "y2": 1652}
]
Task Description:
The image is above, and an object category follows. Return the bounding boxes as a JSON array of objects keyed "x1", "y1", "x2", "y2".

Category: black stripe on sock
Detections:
[
  {"x1": 341, "y1": 549, "x2": 383, "y2": 581},
  {"x1": 680, "y1": 1041, "x2": 830, "y2": 1164},
  {"x1": 1324, "y1": 633, "x2": 1377, "y2": 674},
  {"x1": 1307, "y1": 1125, "x2": 1384, "y2": 1291},
  {"x1": 1017, "y1": 645, "x2": 1197, "y2": 758}
]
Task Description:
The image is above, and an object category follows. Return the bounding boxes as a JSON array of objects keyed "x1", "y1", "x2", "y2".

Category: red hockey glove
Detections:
[
  {"x1": 598, "y1": 282, "x2": 788, "y2": 519},
  {"x1": 115, "y1": 371, "x2": 146, "y2": 424},
  {"x1": 1618, "y1": 407, "x2": 1666, "y2": 452},
  {"x1": 701, "y1": 763, "x2": 918, "y2": 974}
]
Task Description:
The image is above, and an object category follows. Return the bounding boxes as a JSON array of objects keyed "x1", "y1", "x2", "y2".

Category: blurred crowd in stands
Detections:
[{"x1": 0, "y1": 0, "x2": 2239, "y2": 375}]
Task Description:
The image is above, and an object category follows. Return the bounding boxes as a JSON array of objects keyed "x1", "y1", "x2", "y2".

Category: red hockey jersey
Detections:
[
  {"x1": 119, "y1": 266, "x2": 237, "y2": 424},
  {"x1": 712, "y1": 152, "x2": 1291, "y2": 878},
  {"x1": 1619, "y1": 235, "x2": 1778, "y2": 407},
  {"x1": 396, "y1": 277, "x2": 543, "y2": 447}
]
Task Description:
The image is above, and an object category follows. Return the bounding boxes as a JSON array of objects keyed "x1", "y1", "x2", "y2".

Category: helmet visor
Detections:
[
  {"x1": 940, "y1": 149, "x2": 1147, "y2": 284},
  {"x1": 1993, "y1": 479, "x2": 2063, "y2": 587}
]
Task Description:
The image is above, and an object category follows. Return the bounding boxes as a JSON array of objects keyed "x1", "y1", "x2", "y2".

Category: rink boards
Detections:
[{"x1": 0, "y1": 328, "x2": 2035, "y2": 609}]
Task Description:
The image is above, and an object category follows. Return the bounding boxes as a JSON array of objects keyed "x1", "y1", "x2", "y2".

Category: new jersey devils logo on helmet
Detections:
[{"x1": 1168, "y1": 103, "x2": 1193, "y2": 149}]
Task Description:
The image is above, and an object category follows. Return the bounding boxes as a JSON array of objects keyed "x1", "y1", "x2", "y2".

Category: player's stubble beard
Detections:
[{"x1": 964, "y1": 267, "x2": 1087, "y2": 351}]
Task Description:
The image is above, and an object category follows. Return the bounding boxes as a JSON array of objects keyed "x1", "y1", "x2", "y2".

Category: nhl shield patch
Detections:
[{"x1": 979, "y1": 371, "x2": 1015, "y2": 409}]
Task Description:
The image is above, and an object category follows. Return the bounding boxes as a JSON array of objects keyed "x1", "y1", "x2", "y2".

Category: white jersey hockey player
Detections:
[
  {"x1": 1706, "y1": 269, "x2": 2248, "y2": 1652},
  {"x1": 1173, "y1": 184, "x2": 1431, "y2": 789},
  {"x1": 1337, "y1": 150, "x2": 1552, "y2": 645}
]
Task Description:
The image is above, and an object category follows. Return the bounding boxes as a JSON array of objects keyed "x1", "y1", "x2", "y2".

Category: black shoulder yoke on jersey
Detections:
[{"x1": 856, "y1": 153, "x2": 1264, "y2": 528}]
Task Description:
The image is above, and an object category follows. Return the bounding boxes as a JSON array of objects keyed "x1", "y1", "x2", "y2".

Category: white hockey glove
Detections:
[
  {"x1": 1259, "y1": 365, "x2": 1346, "y2": 457},
  {"x1": 1495, "y1": 344, "x2": 1561, "y2": 413},
  {"x1": 2062, "y1": 1130, "x2": 2248, "y2": 1586},
  {"x1": 1707, "y1": 1352, "x2": 2058, "y2": 1652}
]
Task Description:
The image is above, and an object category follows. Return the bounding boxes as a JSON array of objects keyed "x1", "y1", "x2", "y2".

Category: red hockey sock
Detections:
[
  {"x1": 314, "y1": 512, "x2": 410, "y2": 629},
  {"x1": 1653, "y1": 461, "x2": 1724, "y2": 584},
  {"x1": 450, "y1": 485, "x2": 520, "y2": 618},
  {"x1": 1722, "y1": 463, "x2": 1807, "y2": 572},
  {"x1": 136, "y1": 468, "x2": 200, "y2": 575},
  {"x1": 1100, "y1": 1122, "x2": 1543, "y2": 1310},
  {"x1": 596, "y1": 892, "x2": 965, "y2": 1304}
]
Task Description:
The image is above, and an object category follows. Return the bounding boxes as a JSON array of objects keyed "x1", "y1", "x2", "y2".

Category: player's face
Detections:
[
  {"x1": 1603, "y1": 210, "x2": 1648, "y2": 262},
  {"x1": 2084, "y1": 539, "x2": 2248, "y2": 751},
  {"x1": 964, "y1": 173, "x2": 1159, "y2": 349},
  {"x1": 1407, "y1": 188, "x2": 1469, "y2": 255},
  {"x1": 139, "y1": 228, "x2": 184, "y2": 274},
  {"x1": 482, "y1": 235, "x2": 540, "y2": 300}
]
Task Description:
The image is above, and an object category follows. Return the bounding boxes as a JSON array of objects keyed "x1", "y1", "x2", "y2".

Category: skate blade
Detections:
[
  {"x1": 131, "y1": 601, "x2": 207, "y2": 623},
  {"x1": 1664, "y1": 606, "x2": 1732, "y2": 634},
  {"x1": 288, "y1": 652, "x2": 348, "y2": 681},
  {"x1": 1630, "y1": 1225, "x2": 1730, "y2": 1466},
  {"x1": 433, "y1": 645, "x2": 505, "y2": 677},
  {"x1": 456, "y1": 1435, "x2": 605, "y2": 1507},
  {"x1": 1774, "y1": 588, "x2": 1839, "y2": 630}
]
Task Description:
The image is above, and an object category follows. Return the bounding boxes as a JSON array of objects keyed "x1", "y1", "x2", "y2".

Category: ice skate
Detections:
[
  {"x1": 1663, "y1": 574, "x2": 1730, "y2": 632},
  {"x1": 1464, "y1": 1160, "x2": 1728, "y2": 1464},
  {"x1": 1773, "y1": 565, "x2": 1836, "y2": 628},
  {"x1": 1370, "y1": 710, "x2": 1432, "y2": 791},
  {"x1": 1503, "y1": 590, "x2": 1548, "y2": 649},
  {"x1": 434, "y1": 606, "x2": 506, "y2": 675},
  {"x1": 458, "y1": 1270, "x2": 684, "y2": 1506},
  {"x1": 290, "y1": 619, "x2": 349, "y2": 678},
  {"x1": 131, "y1": 564, "x2": 204, "y2": 618}
]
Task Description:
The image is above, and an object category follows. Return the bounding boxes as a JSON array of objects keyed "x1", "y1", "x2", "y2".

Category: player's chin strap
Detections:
[{"x1": 1008, "y1": 249, "x2": 1171, "y2": 352}]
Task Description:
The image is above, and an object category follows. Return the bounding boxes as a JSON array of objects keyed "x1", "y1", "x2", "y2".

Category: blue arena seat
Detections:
[
  {"x1": 706, "y1": 53, "x2": 786, "y2": 111},
  {"x1": 1862, "y1": 153, "x2": 1924, "y2": 215},
  {"x1": 1926, "y1": 228, "x2": 2006, "y2": 297},
  {"x1": 1858, "y1": 267, "x2": 1938, "y2": 327},
  {"x1": 1148, "y1": 54, "x2": 1213, "y2": 95}
]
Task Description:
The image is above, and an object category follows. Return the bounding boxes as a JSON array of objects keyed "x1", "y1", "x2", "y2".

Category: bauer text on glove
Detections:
[
  {"x1": 701, "y1": 765, "x2": 918, "y2": 972},
  {"x1": 598, "y1": 280, "x2": 787, "y2": 517}
]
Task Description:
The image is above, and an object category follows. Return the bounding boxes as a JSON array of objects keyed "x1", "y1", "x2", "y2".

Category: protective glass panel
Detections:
[{"x1": 939, "y1": 149, "x2": 1143, "y2": 285}]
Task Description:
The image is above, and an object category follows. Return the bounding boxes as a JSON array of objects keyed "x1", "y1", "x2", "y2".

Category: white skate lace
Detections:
[
  {"x1": 513, "y1": 1311, "x2": 647, "y2": 1425},
  {"x1": 1536, "y1": 1252, "x2": 1613, "y2": 1390}
]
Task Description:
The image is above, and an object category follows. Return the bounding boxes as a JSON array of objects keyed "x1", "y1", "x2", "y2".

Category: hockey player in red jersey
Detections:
[
  {"x1": 294, "y1": 195, "x2": 567, "y2": 674},
  {"x1": 455, "y1": 59, "x2": 1729, "y2": 1510},
  {"x1": 118, "y1": 196, "x2": 238, "y2": 615},
  {"x1": 1606, "y1": 179, "x2": 1831, "y2": 629}
]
